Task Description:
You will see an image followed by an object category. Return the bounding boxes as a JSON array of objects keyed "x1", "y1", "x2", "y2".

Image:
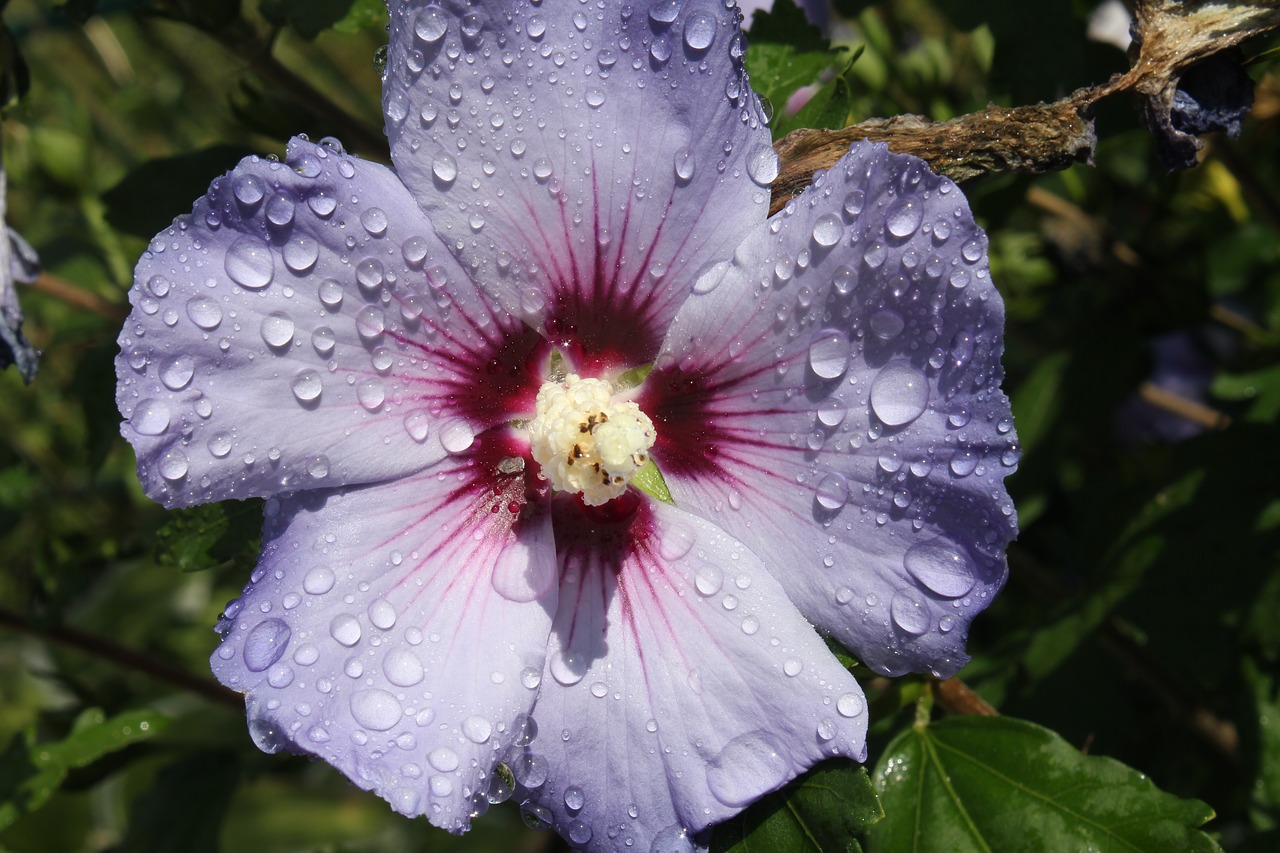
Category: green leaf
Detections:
[
  {"x1": 332, "y1": 0, "x2": 389, "y2": 34},
  {"x1": 260, "y1": 0, "x2": 377, "y2": 39},
  {"x1": 154, "y1": 499, "x2": 264, "y2": 573},
  {"x1": 0, "y1": 709, "x2": 170, "y2": 830},
  {"x1": 773, "y1": 59, "x2": 856, "y2": 138},
  {"x1": 103, "y1": 146, "x2": 259, "y2": 238},
  {"x1": 631, "y1": 459, "x2": 673, "y2": 505},
  {"x1": 119, "y1": 754, "x2": 239, "y2": 853},
  {"x1": 744, "y1": 0, "x2": 845, "y2": 139},
  {"x1": 866, "y1": 717, "x2": 1221, "y2": 853},
  {"x1": 712, "y1": 761, "x2": 883, "y2": 853}
]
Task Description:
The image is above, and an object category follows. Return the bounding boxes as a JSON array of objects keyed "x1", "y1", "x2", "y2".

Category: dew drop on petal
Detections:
[
  {"x1": 949, "y1": 450, "x2": 978, "y2": 477},
  {"x1": 291, "y1": 370, "x2": 323, "y2": 403},
  {"x1": 361, "y1": 207, "x2": 389, "y2": 237},
  {"x1": 130, "y1": 399, "x2": 170, "y2": 435},
  {"x1": 886, "y1": 198, "x2": 923, "y2": 238},
  {"x1": 836, "y1": 692, "x2": 864, "y2": 717},
  {"x1": 243, "y1": 618, "x2": 291, "y2": 672},
  {"x1": 440, "y1": 419, "x2": 475, "y2": 454},
  {"x1": 158, "y1": 449, "x2": 188, "y2": 481},
  {"x1": 282, "y1": 236, "x2": 318, "y2": 272},
  {"x1": 414, "y1": 5, "x2": 448, "y2": 42},
  {"x1": 659, "y1": 523, "x2": 696, "y2": 561},
  {"x1": 260, "y1": 312, "x2": 295, "y2": 348},
  {"x1": 815, "y1": 472, "x2": 849, "y2": 511},
  {"x1": 683, "y1": 13, "x2": 716, "y2": 50},
  {"x1": 329, "y1": 613, "x2": 362, "y2": 647},
  {"x1": 429, "y1": 746, "x2": 460, "y2": 772},
  {"x1": 186, "y1": 296, "x2": 223, "y2": 330},
  {"x1": 303, "y1": 567, "x2": 335, "y2": 595},
  {"x1": 811, "y1": 213, "x2": 842, "y2": 248},
  {"x1": 870, "y1": 362, "x2": 929, "y2": 426},
  {"x1": 673, "y1": 147, "x2": 695, "y2": 183},
  {"x1": 383, "y1": 648, "x2": 425, "y2": 687},
  {"x1": 403, "y1": 409, "x2": 430, "y2": 442},
  {"x1": 746, "y1": 144, "x2": 779, "y2": 186},
  {"x1": 232, "y1": 174, "x2": 264, "y2": 206},
  {"x1": 694, "y1": 564, "x2": 723, "y2": 596},
  {"x1": 265, "y1": 194, "x2": 295, "y2": 227},
  {"x1": 349, "y1": 689, "x2": 402, "y2": 731},
  {"x1": 891, "y1": 589, "x2": 930, "y2": 635},
  {"x1": 706, "y1": 731, "x2": 789, "y2": 807},
  {"x1": 432, "y1": 153, "x2": 458, "y2": 185},
  {"x1": 357, "y1": 378, "x2": 386, "y2": 411},
  {"x1": 904, "y1": 540, "x2": 976, "y2": 598},
  {"x1": 225, "y1": 236, "x2": 275, "y2": 290},
  {"x1": 808, "y1": 330, "x2": 849, "y2": 380},
  {"x1": 869, "y1": 309, "x2": 904, "y2": 340}
]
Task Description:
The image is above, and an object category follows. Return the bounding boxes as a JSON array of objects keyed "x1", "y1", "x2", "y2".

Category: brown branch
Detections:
[
  {"x1": 934, "y1": 676, "x2": 1000, "y2": 717},
  {"x1": 771, "y1": 0, "x2": 1280, "y2": 210}
]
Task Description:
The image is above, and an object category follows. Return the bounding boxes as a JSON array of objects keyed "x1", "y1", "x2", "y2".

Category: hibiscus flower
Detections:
[{"x1": 115, "y1": 1, "x2": 1018, "y2": 849}]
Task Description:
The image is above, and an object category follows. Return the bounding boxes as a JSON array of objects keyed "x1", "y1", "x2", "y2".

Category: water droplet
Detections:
[
  {"x1": 870, "y1": 362, "x2": 929, "y2": 426},
  {"x1": 843, "y1": 189, "x2": 865, "y2": 216},
  {"x1": 869, "y1": 309, "x2": 904, "y2": 340},
  {"x1": 243, "y1": 618, "x2": 291, "y2": 672},
  {"x1": 308, "y1": 192, "x2": 337, "y2": 217},
  {"x1": 817, "y1": 719, "x2": 836, "y2": 741},
  {"x1": 811, "y1": 213, "x2": 842, "y2": 248},
  {"x1": 403, "y1": 409, "x2": 430, "y2": 442},
  {"x1": 650, "y1": 0, "x2": 682, "y2": 24},
  {"x1": 282, "y1": 236, "x2": 318, "y2": 273},
  {"x1": 532, "y1": 158, "x2": 552, "y2": 182},
  {"x1": 225, "y1": 237, "x2": 274, "y2": 290},
  {"x1": 815, "y1": 472, "x2": 849, "y2": 511},
  {"x1": 564, "y1": 785, "x2": 585, "y2": 811},
  {"x1": 886, "y1": 198, "x2": 923, "y2": 238},
  {"x1": 414, "y1": 5, "x2": 448, "y2": 42},
  {"x1": 695, "y1": 565, "x2": 723, "y2": 596},
  {"x1": 673, "y1": 147, "x2": 695, "y2": 183},
  {"x1": 706, "y1": 731, "x2": 789, "y2": 807},
  {"x1": 550, "y1": 651, "x2": 585, "y2": 686},
  {"x1": 260, "y1": 312, "x2": 295, "y2": 348},
  {"x1": 186, "y1": 296, "x2": 223, "y2": 330},
  {"x1": 891, "y1": 590, "x2": 930, "y2": 635},
  {"x1": 355, "y1": 306, "x2": 386, "y2": 342},
  {"x1": 303, "y1": 567, "x2": 335, "y2": 595},
  {"x1": 817, "y1": 398, "x2": 847, "y2": 428},
  {"x1": 232, "y1": 174, "x2": 264, "y2": 206},
  {"x1": 383, "y1": 647, "x2": 424, "y2": 686},
  {"x1": 329, "y1": 613, "x2": 361, "y2": 646},
  {"x1": 266, "y1": 193, "x2": 295, "y2": 227},
  {"x1": 904, "y1": 540, "x2": 976, "y2": 598},
  {"x1": 808, "y1": 330, "x2": 850, "y2": 380},
  {"x1": 432, "y1": 153, "x2": 458, "y2": 185},
  {"x1": 747, "y1": 144, "x2": 779, "y2": 186},
  {"x1": 683, "y1": 13, "x2": 715, "y2": 49},
  {"x1": 783, "y1": 658, "x2": 803, "y2": 677},
  {"x1": 585, "y1": 88, "x2": 606, "y2": 108},
  {"x1": 962, "y1": 239, "x2": 984, "y2": 262},
  {"x1": 440, "y1": 419, "x2": 474, "y2": 454},
  {"x1": 357, "y1": 378, "x2": 386, "y2": 411},
  {"x1": 836, "y1": 692, "x2": 864, "y2": 717},
  {"x1": 361, "y1": 207, "x2": 388, "y2": 237},
  {"x1": 208, "y1": 432, "x2": 233, "y2": 458},
  {"x1": 291, "y1": 370, "x2": 323, "y2": 403},
  {"x1": 350, "y1": 688, "x2": 402, "y2": 731},
  {"x1": 158, "y1": 449, "x2": 188, "y2": 481},
  {"x1": 949, "y1": 450, "x2": 978, "y2": 477},
  {"x1": 949, "y1": 268, "x2": 970, "y2": 289},
  {"x1": 130, "y1": 399, "x2": 170, "y2": 435}
]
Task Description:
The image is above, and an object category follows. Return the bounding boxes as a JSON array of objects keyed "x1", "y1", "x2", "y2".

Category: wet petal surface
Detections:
[
  {"x1": 645, "y1": 142, "x2": 1019, "y2": 677},
  {"x1": 509, "y1": 501, "x2": 867, "y2": 848},
  {"x1": 383, "y1": 0, "x2": 772, "y2": 369},
  {"x1": 210, "y1": 432, "x2": 556, "y2": 831},
  {"x1": 117, "y1": 138, "x2": 536, "y2": 507}
]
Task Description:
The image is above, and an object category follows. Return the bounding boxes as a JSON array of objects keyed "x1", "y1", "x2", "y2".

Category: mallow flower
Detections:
[{"x1": 116, "y1": 0, "x2": 1018, "y2": 849}]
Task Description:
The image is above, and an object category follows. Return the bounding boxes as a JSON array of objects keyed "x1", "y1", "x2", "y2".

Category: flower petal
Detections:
[
  {"x1": 509, "y1": 500, "x2": 867, "y2": 848},
  {"x1": 117, "y1": 137, "x2": 534, "y2": 508},
  {"x1": 643, "y1": 141, "x2": 1019, "y2": 677},
  {"x1": 210, "y1": 433, "x2": 556, "y2": 831},
  {"x1": 383, "y1": 0, "x2": 773, "y2": 368}
]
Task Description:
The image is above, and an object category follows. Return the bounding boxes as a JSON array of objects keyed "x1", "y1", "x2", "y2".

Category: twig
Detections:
[
  {"x1": 934, "y1": 677, "x2": 1000, "y2": 717},
  {"x1": 30, "y1": 273, "x2": 127, "y2": 323}
]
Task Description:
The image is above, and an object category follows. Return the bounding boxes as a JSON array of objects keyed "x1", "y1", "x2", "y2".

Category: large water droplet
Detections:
[
  {"x1": 904, "y1": 540, "x2": 976, "y2": 598},
  {"x1": 403, "y1": 409, "x2": 430, "y2": 442},
  {"x1": 159, "y1": 356, "x2": 194, "y2": 392},
  {"x1": 303, "y1": 567, "x2": 336, "y2": 595},
  {"x1": 291, "y1": 370, "x2": 323, "y2": 403},
  {"x1": 350, "y1": 688, "x2": 402, "y2": 731},
  {"x1": 815, "y1": 472, "x2": 849, "y2": 511},
  {"x1": 891, "y1": 589, "x2": 930, "y2": 635},
  {"x1": 811, "y1": 213, "x2": 843, "y2": 248},
  {"x1": 808, "y1": 330, "x2": 850, "y2": 379},
  {"x1": 673, "y1": 147, "x2": 696, "y2": 183},
  {"x1": 869, "y1": 309, "x2": 904, "y2": 340},
  {"x1": 870, "y1": 362, "x2": 929, "y2": 426},
  {"x1": 186, "y1": 296, "x2": 223, "y2": 330},
  {"x1": 260, "y1": 312, "x2": 295, "y2": 348},
  {"x1": 432, "y1": 153, "x2": 458, "y2": 185},
  {"x1": 414, "y1": 5, "x2": 448, "y2": 42},
  {"x1": 746, "y1": 144, "x2": 779, "y2": 186},
  {"x1": 131, "y1": 399, "x2": 170, "y2": 435},
  {"x1": 886, "y1": 198, "x2": 923, "y2": 238},
  {"x1": 265, "y1": 193, "x2": 295, "y2": 227},
  {"x1": 383, "y1": 648, "x2": 424, "y2": 686},
  {"x1": 660, "y1": 523, "x2": 696, "y2": 561},
  {"x1": 243, "y1": 618, "x2": 291, "y2": 672},
  {"x1": 836, "y1": 691, "x2": 864, "y2": 717},
  {"x1": 463, "y1": 715, "x2": 492, "y2": 744},
  {"x1": 649, "y1": 0, "x2": 682, "y2": 25},
  {"x1": 232, "y1": 174, "x2": 264, "y2": 206},
  {"x1": 440, "y1": 419, "x2": 474, "y2": 454},
  {"x1": 329, "y1": 613, "x2": 361, "y2": 646},
  {"x1": 706, "y1": 731, "x2": 789, "y2": 807},
  {"x1": 361, "y1": 207, "x2": 389, "y2": 237},
  {"x1": 428, "y1": 745, "x2": 460, "y2": 772},
  {"x1": 282, "y1": 236, "x2": 318, "y2": 272},
  {"x1": 683, "y1": 13, "x2": 715, "y2": 50},
  {"x1": 158, "y1": 449, "x2": 188, "y2": 481},
  {"x1": 225, "y1": 236, "x2": 274, "y2": 290}
]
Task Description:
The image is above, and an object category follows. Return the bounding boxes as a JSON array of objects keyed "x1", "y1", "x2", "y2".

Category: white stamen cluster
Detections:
[{"x1": 529, "y1": 374, "x2": 657, "y2": 506}]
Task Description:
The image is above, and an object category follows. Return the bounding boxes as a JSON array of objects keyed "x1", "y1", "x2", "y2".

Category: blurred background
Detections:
[{"x1": 1, "y1": 0, "x2": 1278, "y2": 850}]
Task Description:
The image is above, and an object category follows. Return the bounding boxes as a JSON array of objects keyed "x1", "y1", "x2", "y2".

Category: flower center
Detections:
[{"x1": 529, "y1": 374, "x2": 657, "y2": 506}]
